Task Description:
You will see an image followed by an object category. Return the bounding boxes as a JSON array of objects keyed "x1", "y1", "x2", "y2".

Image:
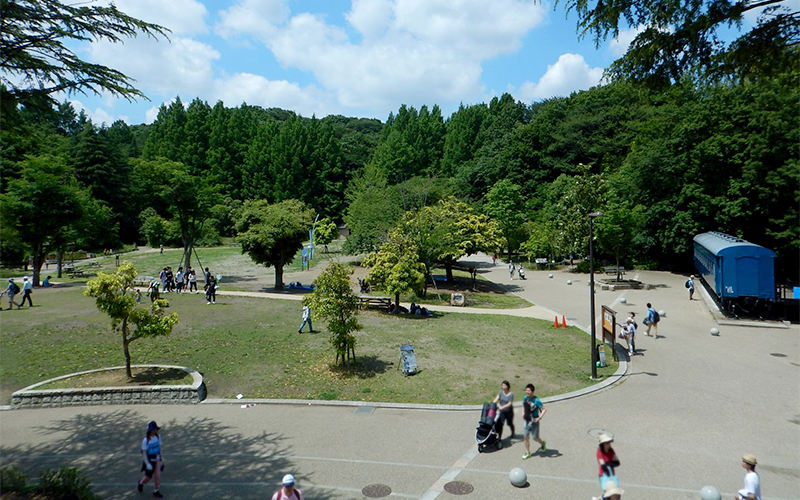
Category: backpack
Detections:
[
  {"x1": 685, "y1": 280, "x2": 691, "y2": 289},
  {"x1": 652, "y1": 309, "x2": 660, "y2": 323},
  {"x1": 10, "y1": 282, "x2": 20, "y2": 294}
]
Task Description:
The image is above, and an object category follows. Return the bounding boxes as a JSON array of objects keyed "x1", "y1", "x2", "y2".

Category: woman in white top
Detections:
[{"x1": 138, "y1": 421, "x2": 165, "y2": 498}]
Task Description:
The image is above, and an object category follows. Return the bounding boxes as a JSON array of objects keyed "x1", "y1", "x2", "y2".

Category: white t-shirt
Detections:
[
  {"x1": 141, "y1": 435, "x2": 162, "y2": 458},
  {"x1": 739, "y1": 471, "x2": 760, "y2": 500}
]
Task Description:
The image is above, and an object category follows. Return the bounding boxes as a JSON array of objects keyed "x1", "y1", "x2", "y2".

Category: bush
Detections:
[
  {"x1": 575, "y1": 260, "x2": 591, "y2": 273},
  {"x1": 39, "y1": 466, "x2": 98, "y2": 500},
  {"x1": 0, "y1": 465, "x2": 28, "y2": 493}
]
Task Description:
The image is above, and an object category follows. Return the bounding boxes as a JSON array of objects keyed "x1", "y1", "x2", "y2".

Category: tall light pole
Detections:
[{"x1": 589, "y1": 211, "x2": 603, "y2": 379}]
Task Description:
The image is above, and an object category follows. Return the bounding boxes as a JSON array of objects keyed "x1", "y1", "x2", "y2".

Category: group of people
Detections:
[
  {"x1": 137, "y1": 421, "x2": 304, "y2": 499},
  {"x1": 507, "y1": 260, "x2": 525, "y2": 280},
  {"x1": 3, "y1": 277, "x2": 34, "y2": 309},
  {"x1": 157, "y1": 266, "x2": 199, "y2": 295}
]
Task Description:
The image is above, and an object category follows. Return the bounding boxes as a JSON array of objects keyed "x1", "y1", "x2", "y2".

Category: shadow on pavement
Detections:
[
  {"x1": 1, "y1": 409, "x2": 335, "y2": 500},
  {"x1": 539, "y1": 447, "x2": 564, "y2": 459}
]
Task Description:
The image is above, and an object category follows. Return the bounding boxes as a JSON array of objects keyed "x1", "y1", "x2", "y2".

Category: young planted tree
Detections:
[
  {"x1": 364, "y1": 232, "x2": 426, "y2": 307},
  {"x1": 303, "y1": 262, "x2": 361, "y2": 366},
  {"x1": 314, "y1": 217, "x2": 339, "y2": 253},
  {"x1": 84, "y1": 262, "x2": 178, "y2": 378},
  {"x1": 235, "y1": 199, "x2": 315, "y2": 290}
]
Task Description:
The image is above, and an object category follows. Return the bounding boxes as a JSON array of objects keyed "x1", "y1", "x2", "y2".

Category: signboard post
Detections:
[{"x1": 601, "y1": 305, "x2": 618, "y2": 362}]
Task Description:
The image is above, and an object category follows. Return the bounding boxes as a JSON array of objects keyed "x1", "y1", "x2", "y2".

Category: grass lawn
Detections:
[
  {"x1": 0, "y1": 286, "x2": 617, "y2": 405},
  {"x1": 0, "y1": 243, "x2": 342, "y2": 291}
]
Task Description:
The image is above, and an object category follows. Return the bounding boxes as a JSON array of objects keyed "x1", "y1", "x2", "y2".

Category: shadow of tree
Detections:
[
  {"x1": 329, "y1": 355, "x2": 393, "y2": 379},
  {"x1": 1, "y1": 409, "x2": 336, "y2": 500}
]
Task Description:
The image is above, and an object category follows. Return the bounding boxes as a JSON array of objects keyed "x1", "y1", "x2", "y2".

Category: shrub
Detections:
[
  {"x1": 39, "y1": 466, "x2": 98, "y2": 500},
  {"x1": 0, "y1": 465, "x2": 28, "y2": 493}
]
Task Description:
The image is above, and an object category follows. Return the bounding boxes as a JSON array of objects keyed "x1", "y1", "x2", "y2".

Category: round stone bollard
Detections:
[
  {"x1": 710, "y1": 328, "x2": 720, "y2": 336},
  {"x1": 699, "y1": 485, "x2": 721, "y2": 500},
  {"x1": 620, "y1": 298, "x2": 627, "y2": 304},
  {"x1": 509, "y1": 467, "x2": 527, "y2": 487},
  {"x1": 658, "y1": 310, "x2": 666, "y2": 317},
  {"x1": 567, "y1": 280, "x2": 573, "y2": 285},
  {"x1": 548, "y1": 273, "x2": 553, "y2": 278}
]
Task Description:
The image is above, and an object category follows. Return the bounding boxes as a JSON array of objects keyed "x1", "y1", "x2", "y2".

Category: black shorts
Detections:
[{"x1": 141, "y1": 456, "x2": 162, "y2": 477}]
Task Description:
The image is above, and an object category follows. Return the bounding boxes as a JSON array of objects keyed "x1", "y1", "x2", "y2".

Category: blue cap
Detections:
[{"x1": 147, "y1": 421, "x2": 160, "y2": 433}]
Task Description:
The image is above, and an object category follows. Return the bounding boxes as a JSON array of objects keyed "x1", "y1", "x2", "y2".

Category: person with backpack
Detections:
[
  {"x1": 6, "y1": 279, "x2": 21, "y2": 310},
  {"x1": 643, "y1": 303, "x2": 660, "y2": 337},
  {"x1": 521, "y1": 383, "x2": 547, "y2": 459},
  {"x1": 686, "y1": 275, "x2": 695, "y2": 301},
  {"x1": 137, "y1": 421, "x2": 165, "y2": 498},
  {"x1": 271, "y1": 474, "x2": 304, "y2": 500},
  {"x1": 20, "y1": 276, "x2": 33, "y2": 307}
]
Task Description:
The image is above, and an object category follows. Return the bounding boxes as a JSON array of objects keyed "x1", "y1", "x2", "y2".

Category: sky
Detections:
[{"x1": 60, "y1": 0, "x2": 765, "y2": 126}]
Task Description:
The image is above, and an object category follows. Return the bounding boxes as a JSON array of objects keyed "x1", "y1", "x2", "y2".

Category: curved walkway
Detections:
[{"x1": 2, "y1": 255, "x2": 798, "y2": 499}]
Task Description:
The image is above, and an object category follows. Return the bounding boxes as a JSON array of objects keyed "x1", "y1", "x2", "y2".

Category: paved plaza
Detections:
[{"x1": 1, "y1": 256, "x2": 798, "y2": 499}]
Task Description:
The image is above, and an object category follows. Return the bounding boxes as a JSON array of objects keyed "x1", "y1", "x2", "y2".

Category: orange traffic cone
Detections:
[
  {"x1": 554, "y1": 316, "x2": 559, "y2": 329},
  {"x1": 561, "y1": 316, "x2": 567, "y2": 328}
]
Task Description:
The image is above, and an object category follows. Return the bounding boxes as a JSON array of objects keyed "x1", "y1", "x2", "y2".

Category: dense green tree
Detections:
[
  {"x1": 559, "y1": 0, "x2": 799, "y2": 86},
  {"x1": 0, "y1": 155, "x2": 86, "y2": 285},
  {"x1": 595, "y1": 204, "x2": 646, "y2": 280},
  {"x1": 85, "y1": 262, "x2": 179, "y2": 378},
  {"x1": 441, "y1": 103, "x2": 488, "y2": 177},
  {"x1": 0, "y1": 0, "x2": 168, "y2": 111},
  {"x1": 483, "y1": 179, "x2": 527, "y2": 254},
  {"x1": 314, "y1": 217, "x2": 339, "y2": 253},
  {"x1": 182, "y1": 98, "x2": 212, "y2": 174},
  {"x1": 235, "y1": 199, "x2": 315, "y2": 290}
]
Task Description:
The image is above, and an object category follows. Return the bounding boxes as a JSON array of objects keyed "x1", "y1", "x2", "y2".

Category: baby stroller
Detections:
[{"x1": 476, "y1": 403, "x2": 503, "y2": 453}]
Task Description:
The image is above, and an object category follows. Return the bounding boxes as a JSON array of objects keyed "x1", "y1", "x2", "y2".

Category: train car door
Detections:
[{"x1": 735, "y1": 257, "x2": 759, "y2": 297}]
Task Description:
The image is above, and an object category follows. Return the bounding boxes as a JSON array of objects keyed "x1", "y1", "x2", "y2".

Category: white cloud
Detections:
[
  {"x1": 216, "y1": 0, "x2": 548, "y2": 114},
  {"x1": 608, "y1": 25, "x2": 645, "y2": 57},
  {"x1": 99, "y1": 0, "x2": 209, "y2": 36},
  {"x1": 69, "y1": 100, "x2": 116, "y2": 126},
  {"x1": 211, "y1": 73, "x2": 331, "y2": 117},
  {"x1": 145, "y1": 105, "x2": 161, "y2": 124},
  {"x1": 515, "y1": 53, "x2": 603, "y2": 101},
  {"x1": 88, "y1": 36, "x2": 220, "y2": 97},
  {"x1": 215, "y1": 0, "x2": 289, "y2": 39}
]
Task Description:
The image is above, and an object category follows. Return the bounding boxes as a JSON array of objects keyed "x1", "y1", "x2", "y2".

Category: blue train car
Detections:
[{"x1": 693, "y1": 232, "x2": 776, "y2": 312}]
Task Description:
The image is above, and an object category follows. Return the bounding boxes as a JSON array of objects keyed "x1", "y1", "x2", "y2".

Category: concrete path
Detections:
[{"x1": 2, "y1": 255, "x2": 798, "y2": 499}]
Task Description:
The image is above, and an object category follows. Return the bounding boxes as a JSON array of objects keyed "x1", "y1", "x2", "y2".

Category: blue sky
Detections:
[{"x1": 62, "y1": 0, "x2": 756, "y2": 125}]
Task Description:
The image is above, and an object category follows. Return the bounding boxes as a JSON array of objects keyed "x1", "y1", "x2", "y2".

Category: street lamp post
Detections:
[{"x1": 588, "y1": 211, "x2": 603, "y2": 379}]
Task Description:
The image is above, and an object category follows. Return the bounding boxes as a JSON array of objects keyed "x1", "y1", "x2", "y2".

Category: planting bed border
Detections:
[{"x1": 10, "y1": 364, "x2": 206, "y2": 409}]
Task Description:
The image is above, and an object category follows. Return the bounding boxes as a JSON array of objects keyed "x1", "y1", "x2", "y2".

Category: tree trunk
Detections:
[
  {"x1": 395, "y1": 292, "x2": 400, "y2": 310},
  {"x1": 183, "y1": 243, "x2": 193, "y2": 273},
  {"x1": 31, "y1": 245, "x2": 44, "y2": 286},
  {"x1": 616, "y1": 253, "x2": 621, "y2": 282},
  {"x1": 274, "y1": 264, "x2": 284, "y2": 290},
  {"x1": 56, "y1": 250, "x2": 64, "y2": 278},
  {"x1": 121, "y1": 318, "x2": 132, "y2": 378},
  {"x1": 445, "y1": 262, "x2": 454, "y2": 282}
]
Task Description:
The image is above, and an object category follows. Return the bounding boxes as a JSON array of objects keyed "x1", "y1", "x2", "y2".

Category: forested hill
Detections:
[{"x1": 1, "y1": 72, "x2": 798, "y2": 279}]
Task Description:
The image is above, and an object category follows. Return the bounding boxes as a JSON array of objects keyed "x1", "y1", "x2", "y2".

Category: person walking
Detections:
[
  {"x1": 271, "y1": 474, "x2": 304, "y2": 500},
  {"x1": 19, "y1": 277, "x2": 33, "y2": 307},
  {"x1": 188, "y1": 269, "x2": 197, "y2": 293},
  {"x1": 736, "y1": 454, "x2": 761, "y2": 500},
  {"x1": 492, "y1": 252, "x2": 498, "y2": 266},
  {"x1": 205, "y1": 275, "x2": 217, "y2": 305},
  {"x1": 5, "y1": 279, "x2": 21, "y2": 310},
  {"x1": 137, "y1": 421, "x2": 165, "y2": 498},
  {"x1": 148, "y1": 279, "x2": 160, "y2": 302},
  {"x1": 298, "y1": 305, "x2": 313, "y2": 333},
  {"x1": 492, "y1": 380, "x2": 515, "y2": 439},
  {"x1": 508, "y1": 259, "x2": 515, "y2": 280},
  {"x1": 521, "y1": 383, "x2": 546, "y2": 459},
  {"x1": 596, "y1": 433, "x2": 620, "y2": 492},
  {"x1": 175, "y1": 267, "x2": 184, "y2": 294},
  {"x1": 687, "y1": 275, "x2": 695, "y2": 300},
  {"x1": 644, "y1": 303, "x2": 659, "y2": 337},
  {"x1": 625, "y1": 317, "x2": 636, "y2": 356}
]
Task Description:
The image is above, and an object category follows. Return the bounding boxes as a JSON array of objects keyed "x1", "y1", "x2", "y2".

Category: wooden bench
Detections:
[
  {"x1": 604, "y1": 266, "x2": 626, "y2": 276},
  {"x1": 69, "y1": 269, "x2": 87, "y2": 278},
  {"x1": 357, "y1": 296, "x2": 391, "y2": 310}
]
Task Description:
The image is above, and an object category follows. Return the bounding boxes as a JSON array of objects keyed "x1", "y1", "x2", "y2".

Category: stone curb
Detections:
[
  {"x1": 202, "y1": 347, "x2": 627, "y2": 411},
  {"x1": 9, "y1": 364, "x2": 206, "y2": 410}
]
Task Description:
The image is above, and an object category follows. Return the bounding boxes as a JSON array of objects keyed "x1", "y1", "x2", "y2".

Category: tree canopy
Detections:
[
  {"x1": 235, "y1": 199, "x2": 315, "y2": 290},
  {"x1": 0, "y1": 0, "x2": 169, "y2": 110}
]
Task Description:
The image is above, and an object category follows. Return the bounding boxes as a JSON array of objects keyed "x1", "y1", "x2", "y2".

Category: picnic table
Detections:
[
  {"x1": 69, "y1": 268, "x2": 87, "y2": 278},
  {"x1": 357, "y1": 296, "x2": 391, "y2": 310}
]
